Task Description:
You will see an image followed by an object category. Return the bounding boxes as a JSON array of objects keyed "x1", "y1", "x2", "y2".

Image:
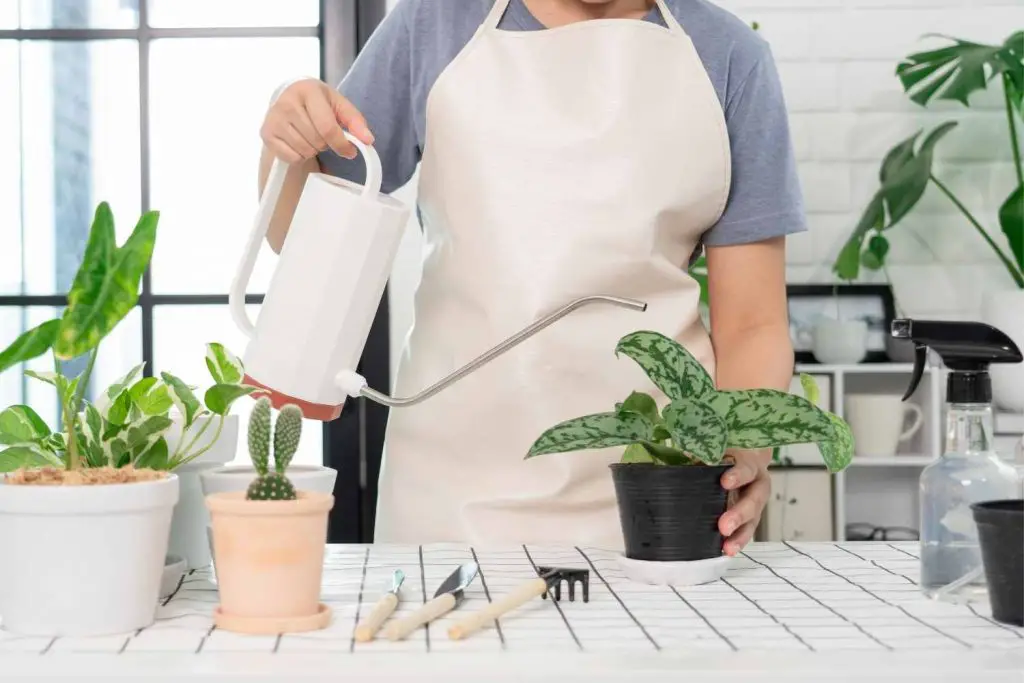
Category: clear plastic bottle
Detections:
[{"x1": 919, "y1": 402, "x2": 1019, "y2": 601}]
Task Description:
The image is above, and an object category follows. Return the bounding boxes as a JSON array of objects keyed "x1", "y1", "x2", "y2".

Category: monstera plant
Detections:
[
  {"x1": 0, "y1": 203, "x2": 259, "y2": 477},
  {"x1": 834, "y1": 30, "x2": 1023, "y2": 288},
  {"x1": 526, "y1": 330, "x2": 853, "y2": 563}
]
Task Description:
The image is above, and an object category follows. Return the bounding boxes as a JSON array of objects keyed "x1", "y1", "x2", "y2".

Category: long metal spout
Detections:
[{"x1": 359, "y1": 295, "x2": 647, "y2": 408}]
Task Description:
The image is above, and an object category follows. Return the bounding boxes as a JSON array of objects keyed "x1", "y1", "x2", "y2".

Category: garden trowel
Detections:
[{"x1": 385, "y1": 562, "x2": 479, "y2": 641}]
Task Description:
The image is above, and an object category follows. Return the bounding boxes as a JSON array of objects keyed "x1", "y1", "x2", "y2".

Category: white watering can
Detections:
[{"x1": 229, "y1": 133, "x2": 648, "y2": 421}]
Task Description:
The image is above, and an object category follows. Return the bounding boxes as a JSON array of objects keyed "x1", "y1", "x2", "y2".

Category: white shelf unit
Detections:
[{"x1": 765, "y1": 363, "x2": 1024, "y2": 543}]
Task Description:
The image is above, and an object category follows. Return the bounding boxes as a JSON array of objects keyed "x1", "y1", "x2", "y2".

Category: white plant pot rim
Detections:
[{"x1": 0, "y1": 474, "x2": 178, "y2": 514}]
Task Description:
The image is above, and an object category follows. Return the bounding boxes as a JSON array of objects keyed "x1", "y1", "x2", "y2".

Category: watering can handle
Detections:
[{"x1": 229, "y1": 130, "x2": 384, "y2": 338}]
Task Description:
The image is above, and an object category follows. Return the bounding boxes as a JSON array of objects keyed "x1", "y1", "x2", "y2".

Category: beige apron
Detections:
[{"x1": 374, "y1": 0, "x2": 731, "y2": 549}]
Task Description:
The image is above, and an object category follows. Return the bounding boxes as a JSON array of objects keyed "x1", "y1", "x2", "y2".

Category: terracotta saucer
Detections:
[{"x1": 213, "y1": 603, "x2": 332, "y2": 635}]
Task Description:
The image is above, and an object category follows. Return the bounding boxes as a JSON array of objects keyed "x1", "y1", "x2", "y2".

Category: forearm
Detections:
[{"x1": 713, "y1": 321, "x2": 795, "y2": 467}]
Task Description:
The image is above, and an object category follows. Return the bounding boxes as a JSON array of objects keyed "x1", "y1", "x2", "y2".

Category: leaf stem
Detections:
[
  {"x1": 930, "y1": 173, "x2": 1024, "y2": 287},
  {"x1": 1005, "y1": 74, "x2": 1023, "y2": 191},
  {"x1": 171, "y1": 415, "x2": 225, "y2": 469},
  {"x1": 177, "y1": 413, "x2": 215, "y2": 461}
]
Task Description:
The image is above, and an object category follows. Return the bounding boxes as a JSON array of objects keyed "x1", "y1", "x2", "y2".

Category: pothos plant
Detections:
[
  {"x1": 525, "y1": 331, "x2": 854, "y2": 472},
  {"x1": 834, "y1": 30, "x2": 1023, "y2": 289},
  {"x1": 0, "y1": 201, "x2": 260, "y2": 474}
]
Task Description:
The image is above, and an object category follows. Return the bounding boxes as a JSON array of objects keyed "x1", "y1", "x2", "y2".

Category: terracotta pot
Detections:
[{"x1": 205, "y1": 490, "x2": 334, "y2": 634}]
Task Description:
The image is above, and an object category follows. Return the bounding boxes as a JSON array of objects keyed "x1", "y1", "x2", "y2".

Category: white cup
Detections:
[
  {"x1": 845, "y1": 394, "x2": 924, "y2": 457},
  {"x1": 811, "y1": 319, "x2": 868, "y2": 365}
]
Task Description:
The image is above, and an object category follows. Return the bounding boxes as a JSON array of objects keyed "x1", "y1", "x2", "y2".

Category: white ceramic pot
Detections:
[
  {"x1": 812, "y1": 319, "x2": 868, "y2": 365},
  {"x1": 199, "y1": 465, "x2": 337, "y2": 580},
  {"x1": 165, "y1": 414, "x2": 239, "y2": 571},
  {"x1": 982, "y1": 289, "x2": 1024, "y2": 412},
  {"x1": 0, "y1": 475, "x2": 179, "y2": 636}
]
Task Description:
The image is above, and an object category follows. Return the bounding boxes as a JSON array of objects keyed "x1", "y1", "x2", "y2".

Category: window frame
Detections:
[{"x1": 0, "y1": 0, "x2": 391, "y2": 543}]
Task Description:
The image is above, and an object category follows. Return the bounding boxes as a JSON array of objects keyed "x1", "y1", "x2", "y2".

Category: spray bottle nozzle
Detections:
[{"x1": 892, "y1": 319, "x2": 1023, "y2": 403}]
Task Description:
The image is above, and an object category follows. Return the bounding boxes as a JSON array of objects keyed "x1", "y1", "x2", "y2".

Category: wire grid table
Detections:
[{"x1": 2, "y1": 542, "x2": 1022, "y2": 681}]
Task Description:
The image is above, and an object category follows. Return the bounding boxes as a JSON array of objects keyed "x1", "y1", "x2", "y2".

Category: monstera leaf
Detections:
[
  {"x1": 897, "y1": 32, "x2": 1024, "y2": 110},
  {"x1": 834, "y1": 122, "x2": 958, "y2": 281},
  {"x1": 526, "y1": 412, "x2": 653, "y2": 458},
  {"x1": 54, "y1": 203, "x2": 159, "y2": 360},
  {"x1": 615, "y1": 331, "x2": 715, "y2": 401},
  {"x1": 1000, "y1": 184, "x2": 1023, "y2": 272}
]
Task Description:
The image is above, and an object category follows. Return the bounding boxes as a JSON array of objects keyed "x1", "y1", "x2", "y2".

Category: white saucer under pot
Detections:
[{"x1": 616, "y1": 553, "x2": 732, "y2": 587}]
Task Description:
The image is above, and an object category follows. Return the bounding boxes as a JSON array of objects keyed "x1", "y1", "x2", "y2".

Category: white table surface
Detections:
[{"x1": 3, "y1": 541, "x2": 1022, "y2": 682}]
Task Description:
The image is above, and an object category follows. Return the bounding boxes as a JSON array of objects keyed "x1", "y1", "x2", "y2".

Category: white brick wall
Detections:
[{"x1": 715, "y1": 0, "x2": 1024, "y2": 319}]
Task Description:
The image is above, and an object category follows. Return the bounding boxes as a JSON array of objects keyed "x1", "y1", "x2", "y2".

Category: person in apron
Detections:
[{"x1": 257, "y1": 0, "x2": 804, "y2": 556}]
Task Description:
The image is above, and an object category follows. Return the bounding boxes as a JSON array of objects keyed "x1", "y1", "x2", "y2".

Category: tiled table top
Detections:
[{"x1": 2, "y1": 542, "x2": 1022, "y2": 681}]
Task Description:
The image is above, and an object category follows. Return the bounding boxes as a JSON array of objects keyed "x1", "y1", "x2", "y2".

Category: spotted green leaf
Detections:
[
  {"x1": 615, "y1": 331, "x2": 715, "y2": 401},
  {"x1": 205, "y1": 383, "x2": 262, "y2": 416},
  {"x1": 0, "y1": 444, "x2": 62, "y2": 472},
  {"x1": 205, "y1": 343, "x2": 244, "y2": 385},
  {"x1": 817, "y1": 412, "x2": 854, "y2": 473},
  {"x1": 129, "y1": 377, "x2": 174, "y2": 416},
  {"x1": 0, "y1": 405, "x2": 51, "y2": 445},
  {"x1": 621, "y1": 443, "x2": 656, "y2": 464},
  {"x1": 663, "y1": 398, "x2": 728, "y2": 465},
  {"x1": 0, "y1": 319, "x2": 60, "y2": 375},
  {"x1": 799, "y1": 373, "x2": 821, "y2": 406},
  {"x1": 721, "y1": 389, "x2": 837, "y2": 449},
  {"x1": 617, "y1": 391, "x2": 662, "y2": 424},
  {"x1": 160, "y1": 371, "x2": 201, "y2": 428},
  {"x1": 526, "y1": 412, "x2": 653, "y2": 458},
  {"x1": 54, "y1": 205, "x2": 159, "y2": 360}
]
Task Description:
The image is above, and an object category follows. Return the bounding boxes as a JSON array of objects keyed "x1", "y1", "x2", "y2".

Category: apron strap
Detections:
[
  {"x1": 653, "y1": 0, "x2": 686, "y2": 36},
  {"x1": 482, "y1": 0, "x2": 513, "y2": 31}
]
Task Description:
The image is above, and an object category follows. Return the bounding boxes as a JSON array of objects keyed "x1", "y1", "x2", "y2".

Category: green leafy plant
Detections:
[
  {"x1": 245, "y1": 396, "x2": 302, "y2": 501},
  {"x1": 525, "y1": 331, "x2": 853, "y2": 472},
  {"x1": 834, "y1": 31, "x2": 1024, "y2": 289},
  {"x1": 0, "y1": 342, "x2": 260, "y2": 473}
]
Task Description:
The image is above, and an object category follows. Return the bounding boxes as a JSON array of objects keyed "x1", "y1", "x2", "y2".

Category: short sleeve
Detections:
[
  {"x1": 317, "y1": 0, "x2": 419, "y2": 194},
  {"x1": 701, "y1": 45, "x2": 807, "y2": 247}
]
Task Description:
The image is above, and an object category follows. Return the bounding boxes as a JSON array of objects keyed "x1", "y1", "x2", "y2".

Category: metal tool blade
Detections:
[
  {"x1": 388, "y1": 569, "x2": 406, "y2": 595},
  {"x1": 433, "y1": 561, "x2": 479, "y2": 604}
]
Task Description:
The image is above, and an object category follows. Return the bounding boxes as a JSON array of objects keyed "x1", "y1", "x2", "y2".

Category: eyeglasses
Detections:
[{"x1": 845, "y1": 524, "x2": 919, "y2": 541}]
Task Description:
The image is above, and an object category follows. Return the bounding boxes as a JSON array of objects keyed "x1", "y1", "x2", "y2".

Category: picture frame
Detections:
[{"x1": 786, "y1": 284, "x2": 897, "y2": 364}]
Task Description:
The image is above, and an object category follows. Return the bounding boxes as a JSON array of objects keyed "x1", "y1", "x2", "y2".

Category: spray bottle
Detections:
[{"x1": 892, "y1": 319, "x2": 1022, "y2": 601}]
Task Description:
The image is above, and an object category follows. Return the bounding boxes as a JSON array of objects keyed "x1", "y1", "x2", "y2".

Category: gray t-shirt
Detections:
[{"x1": 319, "y1": 0, "x2": 806, "y2": 247}]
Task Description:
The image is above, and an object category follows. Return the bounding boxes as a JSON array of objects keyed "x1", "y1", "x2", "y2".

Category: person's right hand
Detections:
[{"x1": 260, "y1": 78, "x2": 374, "y2": 164}]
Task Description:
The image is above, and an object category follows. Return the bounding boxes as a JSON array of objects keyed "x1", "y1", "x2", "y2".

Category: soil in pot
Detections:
[
  {"x1": 971, "y1": 499, "x2": 1023, "y2": 626},
  {"x1": 206, "y1": 490, "x2": 334, "y2": 635},
  {"x1": 610, "y1": 463, "x2": 730, "y2": 562},
  {"x1": 5, "y1": 465, "x2": 166, "y2": 486}
]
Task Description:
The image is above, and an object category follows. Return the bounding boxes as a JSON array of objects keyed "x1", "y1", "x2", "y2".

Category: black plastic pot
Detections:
[
  {"x1": 971, "y1": 499, "x2": 1023, "y2": 626},
  {"x1": 610, "y1": 463, "x2": 730, "y2": 562}
]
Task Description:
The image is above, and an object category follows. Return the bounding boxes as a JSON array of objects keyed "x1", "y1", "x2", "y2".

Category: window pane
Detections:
[
  {"x1": 4, "y1": 0, "x2": 139, "y2": 29},
  {"x1": 1, "y1": 39, "x2": 140, "y2": 295},
  {"x1": 152, "y1": 305, "x2": 323, "y2": 467},
  {"x1": 147, "y1": 0, "x2": 318, "y2": 28},
  {"x1": 0, "y1": 306, "x2": 142, "y2": 430},
  {"x1": 149, "y1": 37, "x2": 319, "y2": 294}
]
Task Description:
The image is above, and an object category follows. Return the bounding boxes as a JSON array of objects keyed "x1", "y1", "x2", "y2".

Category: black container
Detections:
[
  {"x1": 971, "y1": 499, "x2": 1024, "y2": 626},
  {"x1": 610, "y1": 463, "x2": 730, "y2": 562}
]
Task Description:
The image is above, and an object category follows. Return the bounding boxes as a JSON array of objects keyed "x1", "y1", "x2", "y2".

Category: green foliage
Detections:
[
  {"x1": 0, "y1": 321, "x2": 60, "y2": 376},
  {"x1": 835, "y1": 31, "x2": 1024, "y2": 289},
  {"x1": 526, "y1": 331, "x2": 854, "y2": 473},
  {"x1": 246, "y1": 472, "x2": 297, "y2": 501},
  {"x1": 244, "y1": 399, "x2": 303, "y2": 501},
  {"x1": 248, "y1": 397, "x2": 272, "y2": 476}
]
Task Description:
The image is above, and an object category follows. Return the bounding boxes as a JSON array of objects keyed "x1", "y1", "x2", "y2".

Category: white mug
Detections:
[
  {"x1": 845, "y1": 394, "x2": 924, "y2": 457},
  {"x1": 811, "y1": 319, "x2": 868, "y2": 365}
]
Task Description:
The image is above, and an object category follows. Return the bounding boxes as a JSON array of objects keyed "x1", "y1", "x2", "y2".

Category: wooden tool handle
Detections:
[
  {"x1": 385, "y1": 592, "x2": 457, "y2": 641},
  {"x1": 448, "y1": 577, "x2": 548, "y2": 640},
  {"x1": 354, "y1": 592, "x2": 399, "y2": 642}
]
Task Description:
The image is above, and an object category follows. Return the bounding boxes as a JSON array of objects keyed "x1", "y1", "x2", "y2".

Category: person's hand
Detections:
[
  {"x1": 718, "y1": 455, "x2": 771, "y2": 556},
  {"x1": 260, "y1": 78, "x2": 374, "y2": 164}
]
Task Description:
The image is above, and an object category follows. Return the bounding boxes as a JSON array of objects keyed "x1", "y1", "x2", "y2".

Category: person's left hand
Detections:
[{"x1": 718, "y1": 456, "x2": 771, "y2": 556}]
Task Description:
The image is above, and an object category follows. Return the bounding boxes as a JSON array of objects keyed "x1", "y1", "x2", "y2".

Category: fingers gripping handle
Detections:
[
  {"x1": 448, "y1": 578, "x2": 548, "y2": 640},
  {"x1": 228, "y1": 81, "x2": 384, "y2": 338},
  {"x1": 354, "y1": 592, "x2": 399, "y2": 642},
  {"x1": 385, "y1": 593, "x2": 457, "y2": 641}
]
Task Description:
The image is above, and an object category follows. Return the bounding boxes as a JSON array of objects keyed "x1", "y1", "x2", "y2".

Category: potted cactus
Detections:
[
  {"x1": 526, "y1": 331, "x2": 854, "y2": 578},
  {"x1": 205, "y1": 397, "x2": 335, "y2": 634}
]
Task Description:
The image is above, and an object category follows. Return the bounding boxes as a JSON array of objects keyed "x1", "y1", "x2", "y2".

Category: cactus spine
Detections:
[{"x1": 245, "y1": 397, "x2": 301, "y2": 501}]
